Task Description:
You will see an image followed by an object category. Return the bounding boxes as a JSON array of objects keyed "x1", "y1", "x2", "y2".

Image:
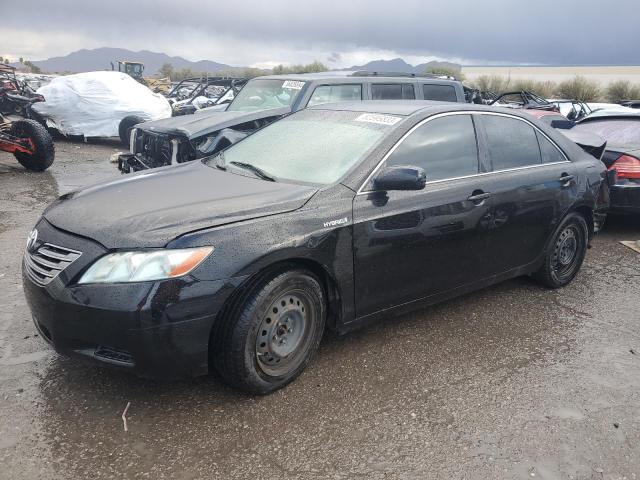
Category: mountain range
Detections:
[
  {"x1": 345, "y1": 58, "x2": 461, "y2": 74},
  {"x1": 25, "y1": 47, "x2": 234, "y2": 75},
  {"x1": 14, "y1": 48, "x2": 461, "y2": 76}
]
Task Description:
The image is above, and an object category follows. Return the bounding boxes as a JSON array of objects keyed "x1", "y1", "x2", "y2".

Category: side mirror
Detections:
[{"x1": 373, "y1": 166, "x2": 426, "y2": 191}]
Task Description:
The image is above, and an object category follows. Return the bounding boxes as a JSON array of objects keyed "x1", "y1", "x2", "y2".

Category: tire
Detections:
[
  {"x1": 213, "y1": 268, "x2": 326, "y2": 395},
  {"x1": 533, "y1": 212, "x2": 588, "y2": 288},
  {"x1": 118, "y1": 115, "x2": 145, "y2": 146},
  {"x1": 10, "y1": 119, "x2": 55, "y2": 171}
]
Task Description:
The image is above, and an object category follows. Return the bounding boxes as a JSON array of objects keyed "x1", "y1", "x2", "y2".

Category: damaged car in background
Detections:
[
  {"x1": 568, "y1": 109, "x2": 640, "y2": 214},
  {"x1": 117, "y1": 72, "x2": 467, "y2": 173},
  {"x1": 167, "y1": 76, "x2": 247, "y2": 116}
]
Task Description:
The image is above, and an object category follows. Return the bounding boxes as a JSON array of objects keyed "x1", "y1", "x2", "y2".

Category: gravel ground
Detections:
[{"x1": 1, "y1": 139, "x2": 639, "y2": 480}]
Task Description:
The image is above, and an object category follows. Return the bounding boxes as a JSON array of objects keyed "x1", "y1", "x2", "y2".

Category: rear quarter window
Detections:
[
  {"x1": 422, "y1": 84, "x2": 457, "y2": 102},
  {"x1": 536, "y1": 132, "x2": 566, "y2": 163}
]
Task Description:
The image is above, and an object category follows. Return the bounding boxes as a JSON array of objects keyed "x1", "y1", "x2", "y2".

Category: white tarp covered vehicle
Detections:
[{"x1": 32, "y1": 71, "x2": 171, "y2": 137}]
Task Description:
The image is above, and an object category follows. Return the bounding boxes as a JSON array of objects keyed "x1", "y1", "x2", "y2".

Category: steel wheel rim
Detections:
[
  {"x1": 552, "y1": 225, "x2": 580, "y2": 277},
  {"x1": 255, "y1": 290, "x2": 313, "y2": 376}
]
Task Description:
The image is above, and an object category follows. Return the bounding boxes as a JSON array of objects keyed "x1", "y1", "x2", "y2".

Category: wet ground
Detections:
[{"x1": 1, "y1": 140, "x2": 639, "y2": 480}]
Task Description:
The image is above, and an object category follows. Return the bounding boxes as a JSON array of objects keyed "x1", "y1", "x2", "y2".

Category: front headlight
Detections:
[{"x1": 78, "y1": 247, "x2": 213, "y2": 284}]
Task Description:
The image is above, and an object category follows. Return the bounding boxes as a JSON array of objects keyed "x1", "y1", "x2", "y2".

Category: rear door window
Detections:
[
  {"x1": 483, "y1": 115, "x2": 541, "y2": 170},
  {"x1": 307, "y1": 84, "x2": 362, "y2": 107},
  {"x1": 422, "y1": 84, "x2": 457, "y2": 102},
  {"x1": 536, "y1": 132, "x2": 566, "y2": 163},
  {"x1": 385, "y1": 114, "x2": 478, "y2": 182},
  {"x1": 371, "y1": 83, "x2": 415, "y2": 100}
]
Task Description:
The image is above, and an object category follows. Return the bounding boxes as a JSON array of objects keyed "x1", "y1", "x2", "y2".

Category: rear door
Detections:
[
  {"x1": 476, "y1": 113, "x2": 578, "y2": 274},
  {"x1": 305, "y1": 84, "x2": 363, "y2": 107}
]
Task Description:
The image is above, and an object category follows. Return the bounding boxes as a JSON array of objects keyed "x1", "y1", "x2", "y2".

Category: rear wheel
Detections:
[
  {"x1": 118, "y1": 115, "x2": 145, "y2": 146},
  {"x1": 213, "y1": 268, "x2": 326, "y2": 394},
  {"x1": 534, "y1": 213, "x2": 588, "y2": 288},
  {"x1": 10, "y1": 119, "x2": 55, "y2": 171}
]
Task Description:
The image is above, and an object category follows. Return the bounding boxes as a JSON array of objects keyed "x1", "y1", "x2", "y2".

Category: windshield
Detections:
[
  {"x1": 573, "y1": 118, "x2": 640, "y2": 147},
  {"x1": 205, "y1": 109, "x2": 400, "y2": 184},
  {"x1": 227, "y1": 79, "x2": 305, "y2": 112}
]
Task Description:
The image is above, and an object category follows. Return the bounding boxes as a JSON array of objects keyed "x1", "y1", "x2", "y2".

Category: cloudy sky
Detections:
[{"x1": 4, "y1": 0, "x2": 639, "y2": 67}]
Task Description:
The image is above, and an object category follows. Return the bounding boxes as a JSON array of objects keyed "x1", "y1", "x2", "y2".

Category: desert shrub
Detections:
[
  {"x1": 509, "y1": 79, "x2": 557, "y2": 98},
  {"x1": 556, "y1": 76, "x2": 601, "y2": 102},
  {"x1": 425, "y1": 66, "x2": 463, "y2": 79},
  {"x1": 472, "y1": 75, "x2": 510, "y2": 94},
  {"x1": 606, "y1": 80, "x2": 640, "y2": 103},
  {"x1": 272, "y1": 61, "x2": 328, "y2": 75}
]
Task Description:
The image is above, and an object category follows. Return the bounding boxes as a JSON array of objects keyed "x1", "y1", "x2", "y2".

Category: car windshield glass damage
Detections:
[
  {"x1": 573, "y1": 119, "x2": 640, "y2": 146},
  {"x1": 226, "y1": 79, "x2": 306, "y2": 112},
  {"x1": 205, "y1": 109, "x2": 397, "y2": 184}
]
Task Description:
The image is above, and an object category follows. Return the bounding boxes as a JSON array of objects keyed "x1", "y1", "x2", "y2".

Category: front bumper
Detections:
[
  {"x1": 22, "y1": 219, "x2": 245, "y2": 379},
  {"x1": 610, "y1": 183, "x2": 640, "y2": 214},
  {"x1": 117, "y1": 153, "x2": 163, "y2": 174}
]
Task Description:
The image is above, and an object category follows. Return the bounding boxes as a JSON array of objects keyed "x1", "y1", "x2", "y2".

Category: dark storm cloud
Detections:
[{"x1": 5, "y1": 0, "x2": 639, "y2": 64}]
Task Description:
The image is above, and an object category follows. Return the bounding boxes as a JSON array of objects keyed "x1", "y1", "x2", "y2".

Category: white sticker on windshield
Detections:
[
  {"x1": 355, "y1": 113, "x2": 402, "y2": 126},
  {"x1": 282, "y1": 80, "x2": 305, "y2": 90}
]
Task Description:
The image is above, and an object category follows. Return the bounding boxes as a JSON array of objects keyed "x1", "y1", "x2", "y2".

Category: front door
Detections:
[{"x1": 352, "y1": 113, "x2": 495, "y2": 318}]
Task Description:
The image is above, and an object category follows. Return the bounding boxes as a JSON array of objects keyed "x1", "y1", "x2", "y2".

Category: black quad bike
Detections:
[{"x1": 0, "y1": 113, "x2": 54, "y2": 171}]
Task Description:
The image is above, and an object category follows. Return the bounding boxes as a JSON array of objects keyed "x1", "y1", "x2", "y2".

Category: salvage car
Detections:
[
  {"x1": 23, "y1": 101, "x2": 608, "y2": 394},
  {"x1": 117, "y1": 72, "x2": 466, "y2": 173},
  {"x1": 167, "y1": 76, "x2": 247, "y2": 116},
  {"x1": 490, "y1": 90, "x2": 558, "y2": 111},
  {"x1": 570, "y1": 110, "x2": 640, "y2": 213},
  {"x1": 549, "y1": 99, "x2": 593, "y2": 121}
]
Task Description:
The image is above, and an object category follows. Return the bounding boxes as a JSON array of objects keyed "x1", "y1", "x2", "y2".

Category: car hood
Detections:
[
  {"x1": 139, "y1": 106, "x2": 292, "y2": 139},
  {"x1": 43, "y1": 161, "x2": 317, "y2": 249}
]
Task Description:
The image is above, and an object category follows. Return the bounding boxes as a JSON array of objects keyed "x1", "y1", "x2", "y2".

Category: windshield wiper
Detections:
[{"x1": 229, "y1": 161, "x2": 276, "y2": 182}]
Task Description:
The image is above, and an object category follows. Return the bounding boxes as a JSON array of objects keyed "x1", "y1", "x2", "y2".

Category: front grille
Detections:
[
  {"x1": 24, "y1": 243, "x2": 82, "y2": 287},
  {"x1": 138, "y1": 130, "x2": 172, "y2": 166}
]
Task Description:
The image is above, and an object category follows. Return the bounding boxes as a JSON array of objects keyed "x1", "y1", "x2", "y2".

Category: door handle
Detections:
[
  {"x1": 467, "y1": 191, "x2": 492, "y2": 203},
  {"x1": 558, "y1": 173, "x2": 575, "y2": 186}
]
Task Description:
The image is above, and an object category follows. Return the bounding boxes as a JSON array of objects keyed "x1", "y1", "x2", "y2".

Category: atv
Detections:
[
  {"x1": 0, "y1": 63, "x2": 45, "y2": 118},
  {"x1": 0, "y1": 113, "x2": 54, "y2": 171}
]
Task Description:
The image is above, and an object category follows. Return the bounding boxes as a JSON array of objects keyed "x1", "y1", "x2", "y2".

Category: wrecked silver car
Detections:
[{"x1": 117, "y1": 72, "x2": 467, "y2": 173}]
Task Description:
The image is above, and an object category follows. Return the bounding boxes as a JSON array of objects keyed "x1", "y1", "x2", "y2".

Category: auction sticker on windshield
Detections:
[
  {"x1": 282, "y1": 80, "x2": 305, "y2": 90},
  {"x1": 355, "y1": 113, "x2": 402, "y2": 126}
]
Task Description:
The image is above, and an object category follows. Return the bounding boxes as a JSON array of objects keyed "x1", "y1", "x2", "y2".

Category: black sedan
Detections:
[
  {"x1": 23, "y1": 101, "x2": 609, "y2": 394},
  {"x1": 571, "y1": 110, "x2": 640, "y2": 213}
]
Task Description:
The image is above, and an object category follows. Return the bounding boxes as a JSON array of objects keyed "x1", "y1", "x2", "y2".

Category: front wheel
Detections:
[
  {"x1": 213, "y1": 268, "x2": 326, "y2": 394},
  {"x1": 533, "y1": 213, "x2": 588, "y2": 288}
]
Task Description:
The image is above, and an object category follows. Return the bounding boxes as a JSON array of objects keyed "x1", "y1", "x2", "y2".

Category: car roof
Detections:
[
  {"x1": 307, "y1": 100, "x2": 444, "y2": 115},
  {"x1": 256, "y1": 72, "x2": 460, "y2": 84},
  {"x1": 307, "y1": 100, "x2": 540, "y2": 118}
]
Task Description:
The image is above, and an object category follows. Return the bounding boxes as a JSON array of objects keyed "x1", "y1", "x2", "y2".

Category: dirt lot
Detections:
[{"x1": 1, "y1": 140, "x2": 639, "y2": 480}]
